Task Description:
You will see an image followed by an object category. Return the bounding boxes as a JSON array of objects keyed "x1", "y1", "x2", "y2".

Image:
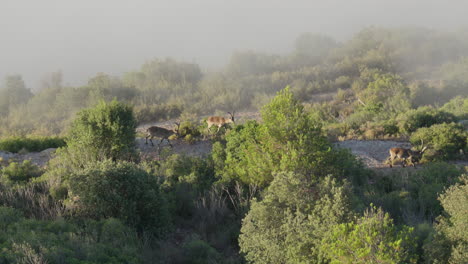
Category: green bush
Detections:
[
  {"x1": 0, "y1": 208, "x2": 142, "y2": 264},
  {"x1": 153, "y1": 154, "x2": 216, "y2": 219},
  {"x1": 369, "y1": 163, "x2": 463, "y2": 223},
  {"x1": 397, "y1": 106, "x2": 457, "y2": 134},
  {"x1": 0, "y1": 160, "x2": 43, "y2": 186},
  {"x1": 440, "y1": 96, "x2": 468, "y2": 119},
  {"x1": 66, "y1": 99, "x2": 137, "y2": 163},
  {"x1": 323, "y1": 206, "x2": 417, "y2": 264},
  {"x1": 410, "y1": 123, "x2": 467, "y2": 160},
  {"x1": 0, "y1": 136, "x2": 65, "y2": 153},
  {"x1": 239, "y1": 174, "x2": 352, "y2": 264},
  {"x1": 177, "y1": 121, "x2": 202, "y2": 143},
  {"x1": 181, "y1": 237, "x2": 222, "y2": 264},
  {"x1": 0, "y1": 206, "x2": 23, "y2": 230},
  {"x1": 424, "y1": 174, "x2": 468, "y2": 264},
  {"x1": 66, "y1": 160, "x2": 170, "y2": 235}
]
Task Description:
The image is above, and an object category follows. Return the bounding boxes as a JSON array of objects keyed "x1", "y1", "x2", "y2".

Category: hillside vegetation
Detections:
[{"x1": 0, "y1": 27, "x2": 467, "y2": 263}]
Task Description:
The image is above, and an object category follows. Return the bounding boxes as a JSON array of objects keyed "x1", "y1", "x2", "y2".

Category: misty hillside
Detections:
[
  {"x1": 0, "y1": 22, "x2": 467, "y2": 264},
  {"x1": 1, "y1": 27, "x2": 468, "y2": 137}
]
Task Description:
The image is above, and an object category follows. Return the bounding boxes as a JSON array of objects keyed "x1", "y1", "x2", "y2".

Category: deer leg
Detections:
[
  {"x1": 167, "y1": 138, "x2": 173, "y2": 148},
  {"x1": 149, "y1": 136, "x2": 154, "y2": 146},
  {"x1": 145, "y1": 135, "x2": 149, "y2": 145}
]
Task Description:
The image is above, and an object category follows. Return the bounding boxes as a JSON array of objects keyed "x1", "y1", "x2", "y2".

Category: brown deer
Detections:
[
  {"x1": 388, "y1": 143, "x2": 428, "y2": 168},
  {"x1": 145, "y1": 122, "x2": 180, "y2": 148},
  {"x1": 206, "y1": 111, "x2": 235, "y2": 134}
]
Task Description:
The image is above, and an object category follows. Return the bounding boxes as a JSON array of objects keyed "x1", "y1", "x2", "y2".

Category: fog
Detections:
[{"x1": 1, "y1": 0, "x2": 468, "y2": 88}]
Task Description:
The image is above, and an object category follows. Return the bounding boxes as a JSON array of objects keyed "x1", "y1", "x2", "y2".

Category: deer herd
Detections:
[
  {"x1": 144, "y1": 111, "x2": 429, "y2": 168},
  {"x1": 144, "y1": 112, "x2": 235, "y2": 149}
]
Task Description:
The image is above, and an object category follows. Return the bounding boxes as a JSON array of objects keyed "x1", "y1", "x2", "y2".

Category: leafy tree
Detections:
[
  {"x1": 239, "y1": 174, "x2": 352, "y2": 264},
  {"x1": 216, "y1": 87, "x2": 368, "y2": 187},
  {"x1": 424, "y1": 174, "x2": 468, "y2": 264},
  {"x1": 323, "y1": 206, "x2": 417, "y2": 264}
]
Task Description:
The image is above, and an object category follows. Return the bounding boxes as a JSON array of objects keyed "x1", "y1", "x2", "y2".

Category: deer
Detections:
[
  {"x1": 206, "y1": 111, "x2": 235, "y2": 134},
  {"x1": 388, "y1": 141, "x2": 428, "y2": 168},
  {"x1": 145, "y1": 122, "x2": 180, "y2": 148}
]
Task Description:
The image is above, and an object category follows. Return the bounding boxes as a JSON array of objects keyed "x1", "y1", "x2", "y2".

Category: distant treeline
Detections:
[{"x1": 1, "y1": 27, "x2": 468, "y2": 137}]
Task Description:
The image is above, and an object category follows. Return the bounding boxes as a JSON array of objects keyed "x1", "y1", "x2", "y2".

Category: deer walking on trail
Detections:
[
  {"x1": 206, "y1": 112, "x2": 235, "y2": 134},
  {"x1": 145, "y1": 122, "x2": 180, "y2": 148},
  {"x1": 388, "y1": 142, "x2": 427, "y2": 168}
]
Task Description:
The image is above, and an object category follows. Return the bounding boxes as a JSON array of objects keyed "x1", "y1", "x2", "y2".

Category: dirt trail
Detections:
[
  {"x1": 334, "y1": 140, "x2": 412, "y2": 168},
  {"x1": 2, "y1": 114, "x2": 465, "y2": 169}
]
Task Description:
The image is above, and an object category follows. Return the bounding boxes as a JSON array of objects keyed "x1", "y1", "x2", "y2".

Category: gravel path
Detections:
[{"x1": 334, "y1": 140, "x2": 412, "y2": 168}]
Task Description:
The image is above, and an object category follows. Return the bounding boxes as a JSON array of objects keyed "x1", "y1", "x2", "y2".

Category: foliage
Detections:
[
  {"x1": 323, "y1": 206, "x2": 417, "y2": 264},
  {"x1": 410, "y1": 123, "x2": 467, "y2": 160},
  {"x1": 216, "y1": 87, "x2": 335, "y2": 187},
  {"x1": 0, "y1": 136, "x2": 65, "y2": 153},
  {"x1": 368, "y1": 162, "x2": 463, "y2": 224},
  {"x1": 0, "y1": 182, "x2": 63, "y2": 220},
  {"x1": 180, "y1": 237, "x2": 222, "y2": 264},
  {"x1": 239, "y1": 174, "x2": 352, "y2": 264},
  {"x1": 0, "y1": 208, "x2": 142, "y2": 264},
  {"x1": 1, "y1": 160, "x2": 43, "y2": 186},
  {"x1": 152, "y1": 154, "x2": 216, "y2": 220},
  {"x1": 397, "y1": 106, "x2": 457, "y2": 134},
  {"x1": 353, "y1": 70, "x2": 411, "y2": 114},
  {"x1": 65, "y1": 160, "x2": 169, "y2": 235},
  {"x1": 66, "y1": 99, "x2": 137, "y2": 164},
  {"x1": 424, "y1": 174, "x2": 468, "y2": 264},
  {"x1": 440, "y1": 96, "x2": 468, "y2": 120}
]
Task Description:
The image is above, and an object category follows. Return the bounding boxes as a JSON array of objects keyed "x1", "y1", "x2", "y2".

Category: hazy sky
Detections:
[{"x1": 1, "y1": 0, "x2": 468, "y2": 88}]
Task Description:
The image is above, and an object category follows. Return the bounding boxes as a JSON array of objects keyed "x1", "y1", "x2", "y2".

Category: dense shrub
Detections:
[
  {"x1": 0, "y1": 136, "x2": 65, "y2": 153},
  {"x1": 369, "y1": 163, "x2": 463, "y2": 223},
  {"x1": 440, "y1": 96, "x2": 468, "y2": 119},
  {"x1": 66, "y1": 99, "x2": 137, "y2": 163},
  {"x1": 410, "y1": 123, "x2": 467, "y2": 160},
  {"x1": 323, "y1": 206, "x2": 417, "y2": 264},
  {"x1": 239, "y1": 174, "x2": 352, "y2": 264},
  {"x1": 0, "y1": 182, "x2": 63, "y2": 220},
  {"x1": 397, "y1": 106, "x2": 457, "y2": 134},
  {"x1": 66, "y1": 160, "x2": 170, "y2": 235},
  {"x1": 180, "y1": 237, "x2": 222, "y2": 264},
  {"x1": 0, "y1": 208, "x2": 142, "y2": 264},
  {"x1": 0, "y1": 160, "x2": 43, "y2": 186},
  {"x1": 424, "y1": 174, "x2": 468, "y2": 264},
  {"x1": 153, "y1": 154, "x2": 216, "y2": 220}
]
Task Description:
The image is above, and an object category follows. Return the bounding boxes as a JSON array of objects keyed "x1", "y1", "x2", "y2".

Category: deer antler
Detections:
[{"x1": 174, "y1": 121, "x2": 181, "y2": 136}]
